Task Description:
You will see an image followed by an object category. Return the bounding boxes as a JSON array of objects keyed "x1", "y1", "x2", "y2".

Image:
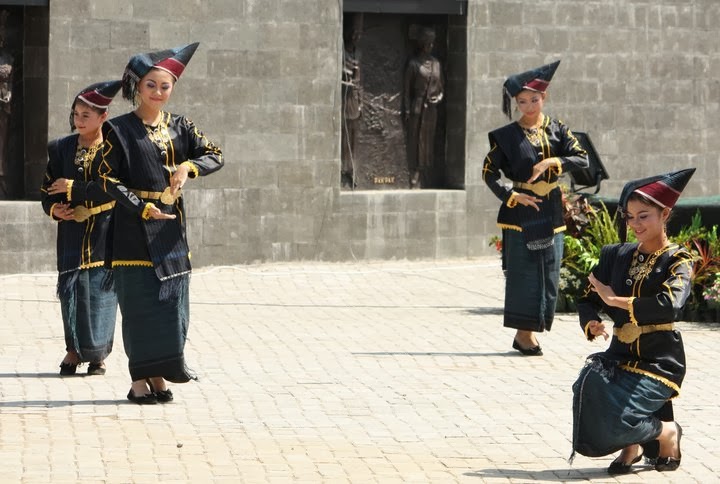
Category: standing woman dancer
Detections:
[
  {"x1": 41, "y1": 81, "x2": 121, "y2": 376},
  {"x1": 482, "y1": 60, "x2": 588, "y2": 355},
  {"x1": 98, "y1": 42, "x2": 223, "y2": 404}
]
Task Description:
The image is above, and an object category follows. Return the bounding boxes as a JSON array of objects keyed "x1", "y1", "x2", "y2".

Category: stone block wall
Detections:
[
  {"x1": 0, "y1": 0, "x2": 718, "y2": 274},
  {"x1": 464, "y1": 0, "x2": 720, "y2": 257}
]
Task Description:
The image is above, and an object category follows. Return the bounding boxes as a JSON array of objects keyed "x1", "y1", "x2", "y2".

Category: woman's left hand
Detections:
[
  {"x1": 588, "y1": 273, "x2": 616, "y2": 305},
  {"x1": 169, "y1": 164, "x2": 190, "y2": 196},
  {"x1": 47, "y1": 178, "x2": 70, "y2": 196}
]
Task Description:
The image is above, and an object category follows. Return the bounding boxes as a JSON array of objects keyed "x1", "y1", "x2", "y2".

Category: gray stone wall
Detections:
[
  {"x1": 0, "y1": 0, "x2": 718, "y2": 274},
  {"x1": 465, "y1": 0, "x2": 720, "y2": 253}
]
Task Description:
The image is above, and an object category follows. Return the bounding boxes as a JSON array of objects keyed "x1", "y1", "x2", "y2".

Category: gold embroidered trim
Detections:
[
  {"x1": 619, "y1": 365, "x2": 681, "y2": 396},
  {"x1": 66, "y1": 179, "x2": 74, "y2": 202},
  {"x1": 79, "y1": 261, "x2": 106, "y2": 270},
  {"x1": 497, "y1": 223, "x2": 522, "y2": 232},
  {"x1": 552, "y1": 159, "x2": 563, "y2": 176},
  {"x1": 182, "y1": 161, "x2": 199, "y2": 178},
  {"x1": 627, "y1": 296, "x2": 638, "y2": 324},
  {"x1": 141, "y1": 203, "x2": 156, "y2": 220},
  {"x1": 50, "y1": 203, "x2": 59, "y2": 220},
  {"x1": 112, "y1": 260, "x2": 153, "y2": 268},
  {"x1": 506, "y1": 192, "x2": 519, "y2": 208},
  {"x1": 496, "y1": 223, "x2": 565, "y2": 234}
]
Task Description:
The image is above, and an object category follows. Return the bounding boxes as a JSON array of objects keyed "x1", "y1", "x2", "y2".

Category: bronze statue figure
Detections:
[
  {"x1": 403, "y1": 26, "x2": 443, "y2": 189},
  {"x1": 0, "y1": 9, "x2": 14, "y2": 199},
  {"x1": 341, "y1": 13, "x2": 363, "y2": 189}
]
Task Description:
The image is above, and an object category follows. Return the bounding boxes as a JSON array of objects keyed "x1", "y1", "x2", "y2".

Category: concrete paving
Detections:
[{"x1": 0, "y1": 258, "x2": 718, "y2": 483}]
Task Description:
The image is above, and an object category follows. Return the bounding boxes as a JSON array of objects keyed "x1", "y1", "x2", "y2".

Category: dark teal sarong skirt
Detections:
[
  {"x1": 502, "y1": 230, "x2": 563, "y2": 332},
  {"x1": 59, "y1": 267, "x2": 117, "y2": 363},
  {"x1": 572, "y1": 356, "x2": 673, "y2": 458},
  {"x1": 114, "y1": 266, "x2": 196, "y2": 383}
]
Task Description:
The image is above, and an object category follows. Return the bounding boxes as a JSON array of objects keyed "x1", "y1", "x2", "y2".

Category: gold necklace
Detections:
[
  {"x1": 74, "y1": 141, "x2": 104, "y2": 169},
  {"x1": 520, "y1": 115, "x2": 544, "y2": 146},
  {"x1": 522, "y1": 127, "x2": 542, "y2": 146},
  {"x1": 627, "y1": 248, "x2": 663, "y2": 282},
  {"x1": 144, "y1": 113, "x2": 171, "y2": 154}
]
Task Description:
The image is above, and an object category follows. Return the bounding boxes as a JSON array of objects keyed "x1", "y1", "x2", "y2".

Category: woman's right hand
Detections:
[
  {"x1": 587, "y1": 320, "x2": 609, "y2": 340},
  {"x1": 515, "y1": 193, "x2": 543, "y2": 211},
  {"x1": 146, "y1": 205, "x2": 176, "y2": 220},
  {"x1": 52, "y1": 203, "x2": 74, "y2": 221}
]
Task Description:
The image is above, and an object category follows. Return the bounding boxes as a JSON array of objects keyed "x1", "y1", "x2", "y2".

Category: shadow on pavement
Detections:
[
  {"x1": 464, "y1": 466, "x2": 645, "y2": 480},
  {"x1": 352, "y1": 351, "x2": 516, "y2": 357},
  {"x1": 464, "y1": 307, "x2": 505, "y2": 316},
  {"x1": 0, "y1": 399, "x2": 126, "y2": 408}
]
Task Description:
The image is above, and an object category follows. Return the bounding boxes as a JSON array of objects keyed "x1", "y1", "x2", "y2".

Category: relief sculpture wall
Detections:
[{"x1": 342, "y1": 13, "x2": 459, "y2": 191}]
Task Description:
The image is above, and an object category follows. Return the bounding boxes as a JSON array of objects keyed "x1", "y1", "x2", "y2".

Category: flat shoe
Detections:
[
  {"x1": 512, "y1": 338, "x2": 543, "y2": 356},
  {"x1": 127, "y1": 389, "x2": 157, "y2": 405},
  {"x1": 146, "y1": 378, "x2": 173, "y2": 403},
  {"x1": 607, "y1": 452, "x2": 643, "y2": 475},
  {"x1": 655, "y1": 423, "x2": 682, "y2": 471},
  {"x1": 154, "y1": 389, "x2": 174, "y2": 403},
  {"x1": 59, "y1": 361, "x2": 78, "y2": 376},
  {"x1": 87, "y1": 362, "x2": 106, "y2": 376}
]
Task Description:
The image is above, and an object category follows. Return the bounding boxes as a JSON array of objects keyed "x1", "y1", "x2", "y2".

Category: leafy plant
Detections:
[
  {"x1": 704, "y1": 273, "x2": 720, "y2": 309},
  {"x1": 488, "y1": 235, "x2": 502, "y2": 253},
  {"x1": 560, "y1": 197, "x2": 625, "y2": 308},
  {"x1": 673, "y1": 210, "x2": 720, "y2": 311}
]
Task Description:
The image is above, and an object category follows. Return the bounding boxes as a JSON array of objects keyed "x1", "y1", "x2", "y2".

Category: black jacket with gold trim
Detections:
[
  {"x1": 577, "y1": 243, "x2": 693, "y2": 396},
  {"x1": 482, "y1": 117, "x2": 587, "y2": 238},
  {"x1": 98, "y1": 112, "x2": 223, "y2": 283},
  {"x1": 40, "y1": 134, "x2": 115, "y2": 276}
]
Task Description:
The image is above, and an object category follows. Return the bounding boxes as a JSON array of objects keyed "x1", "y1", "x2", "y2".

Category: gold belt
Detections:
[
  {"x1": 130, "y1": 187, "x2": 182, "y2": 205},
  {"x1": 73, "y1": 201, "x2": 115, "y2": 223},
  {"x1": 614, "y1": 323, "x2": 675, "y2": 344},
  {"x1": 513, "y1": 181, "x2": 558, "y2": 197}
]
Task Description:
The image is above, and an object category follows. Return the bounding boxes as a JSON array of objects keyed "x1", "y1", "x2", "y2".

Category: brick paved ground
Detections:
[{"x1": 0, "y1": 258, "x2": 718, "y2": 483}]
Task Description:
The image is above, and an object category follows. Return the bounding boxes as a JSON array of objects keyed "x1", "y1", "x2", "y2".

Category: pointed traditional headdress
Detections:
[
  {"x1": 502, "y1": 60, "x2": 560, "y2": 119},
  {"x1": 616, "y1": 168, "x2": 696, "y2": 242},
  {"x1": 70, "y1": 80, "x2": 121, "y2": 130},
  {"x1": 121, "y1": 42, "x2": 199, "y2": 100}
]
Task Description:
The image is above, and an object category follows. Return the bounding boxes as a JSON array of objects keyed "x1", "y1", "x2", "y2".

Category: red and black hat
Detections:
[
  {"x1": 121, "y1": 42, "x2": 199, "y2": 100},
  {"x1": 617, "y1": 168, "x2": 696, "y2": 242},
  {"x1": 75, "y1": 80, "x2": 122, "y2": 110},
  {"x1": 502, "y1": 60, "x2": 560, "y2": 119},
  {"x1": 70, "y1": 80, "x2": 121, "y2": 130}
]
